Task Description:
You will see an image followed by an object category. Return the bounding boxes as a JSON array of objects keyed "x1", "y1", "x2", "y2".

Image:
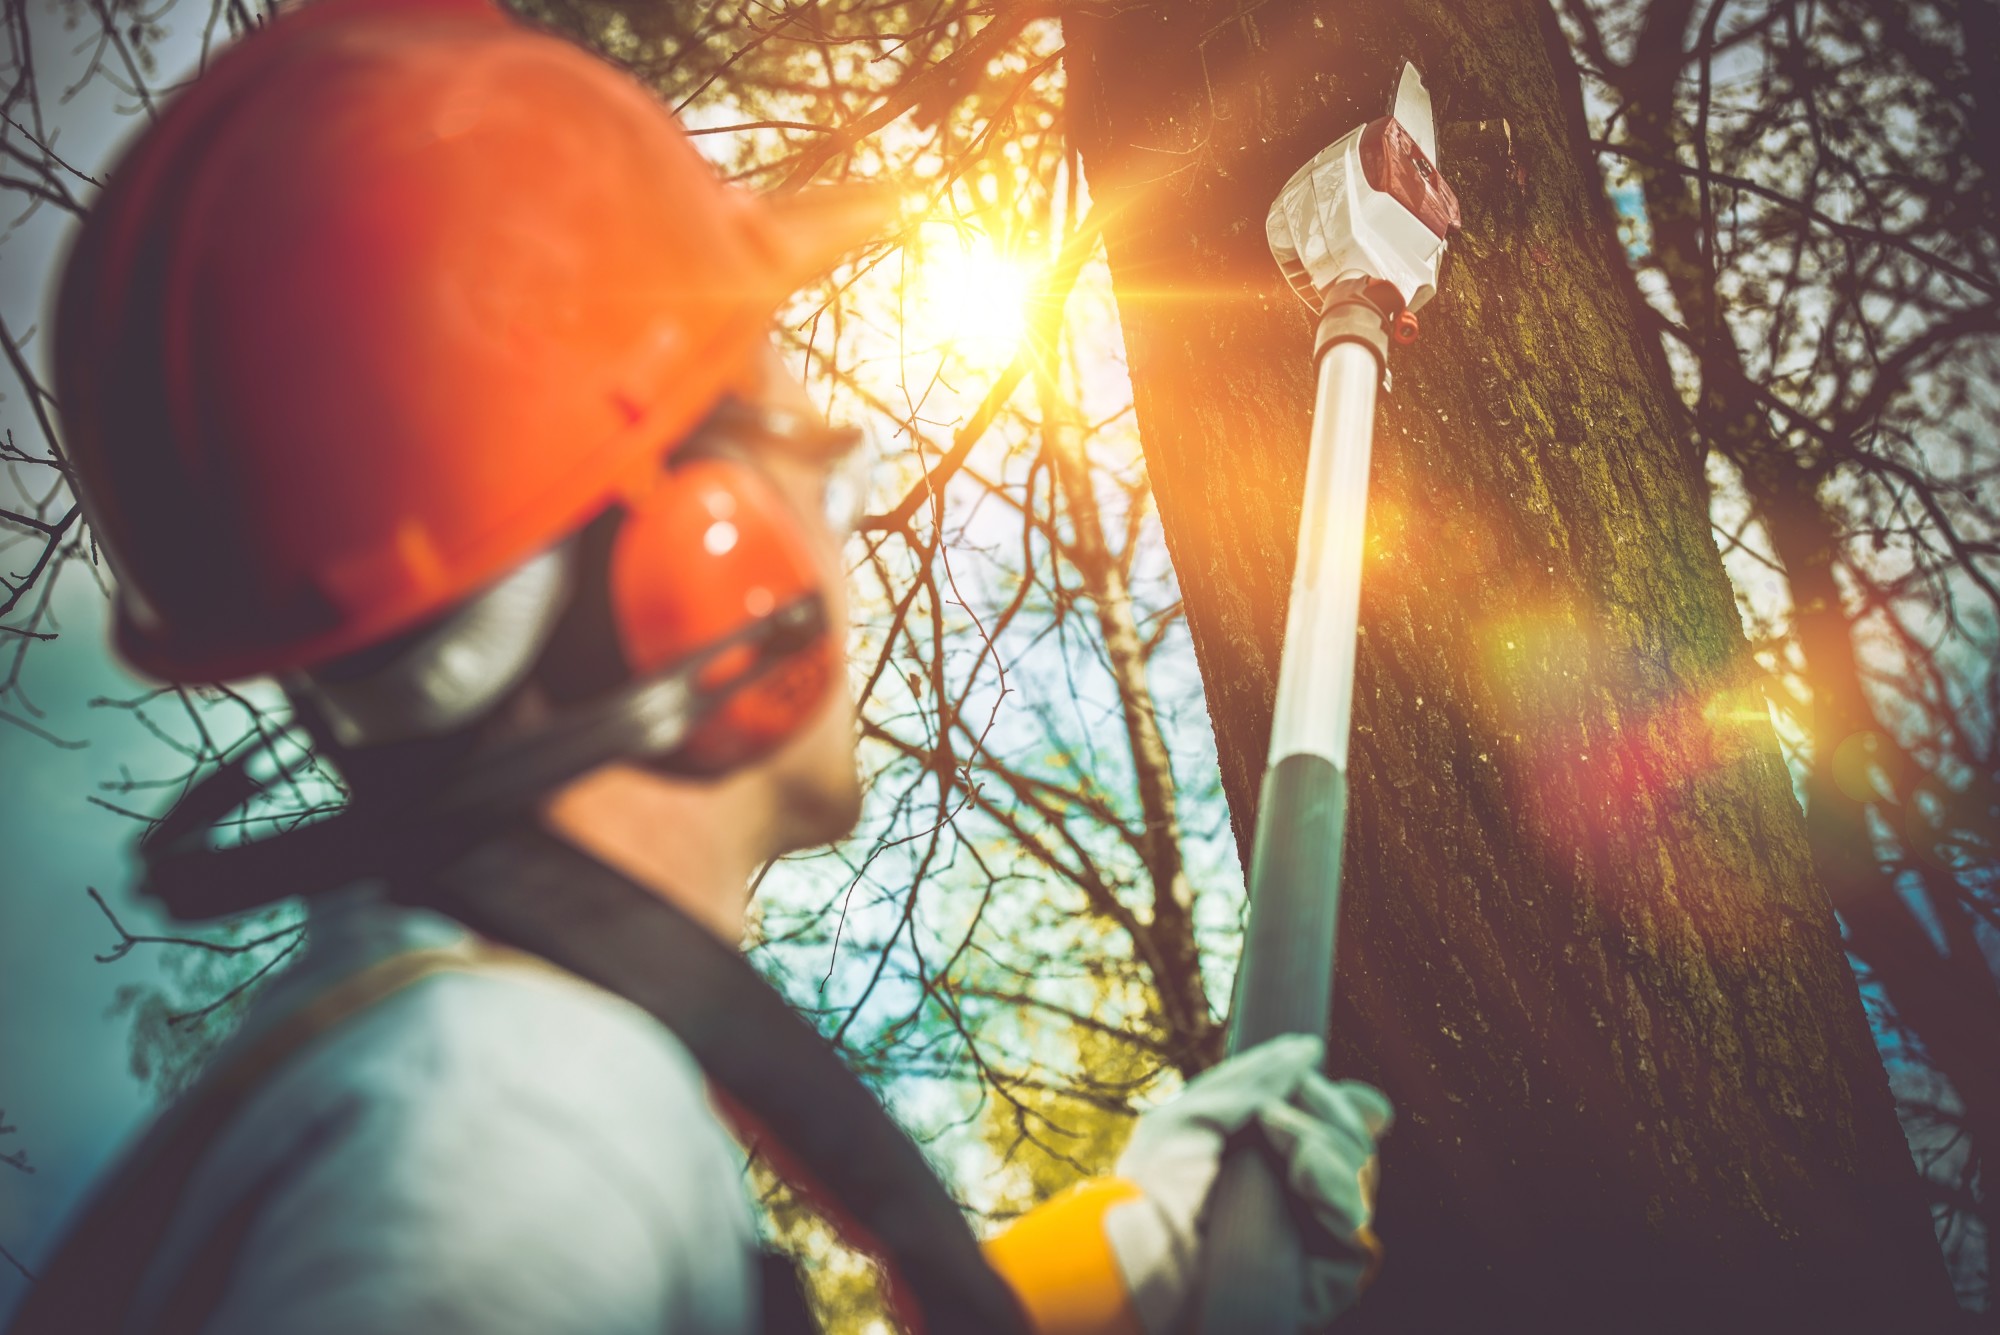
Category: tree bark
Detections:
[
  {"x1": 1062, "y1": 1, "x2": 1956, "y2": 1330},
  {"x1": 1617, "y1": 4, "x2": 2000, "y2": 1309}
]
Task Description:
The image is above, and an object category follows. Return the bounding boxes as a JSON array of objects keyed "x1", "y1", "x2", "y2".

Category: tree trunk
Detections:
[
  {"x1": 1062, "y1": 1, "x2": 1956, "y2": 1330},
  {"x1": 1615, "y1": 4, "x2": 2000, "y2": 1309}
]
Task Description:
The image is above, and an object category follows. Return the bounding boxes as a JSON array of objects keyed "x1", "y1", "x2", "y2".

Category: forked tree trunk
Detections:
[{"x1": 1062, "y1": 1, "x2": 1955, "y2": 1329}]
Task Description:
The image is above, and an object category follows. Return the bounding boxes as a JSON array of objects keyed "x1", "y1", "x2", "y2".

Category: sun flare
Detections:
[{"x1": 906, "y1": 226, "x2": 1035, "y2": 371}]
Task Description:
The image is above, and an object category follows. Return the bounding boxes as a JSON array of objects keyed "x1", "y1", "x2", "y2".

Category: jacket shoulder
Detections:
[{"x1": 130, "y1": 958, "x2": 760, "y2": 1335}]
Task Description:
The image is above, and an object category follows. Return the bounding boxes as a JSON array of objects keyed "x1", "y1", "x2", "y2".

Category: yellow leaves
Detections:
[
  {"x1": 751, "y1": 1160, "x2": 900, "y2": 1334},
  {"x1": 977, "y1": 1025, "x2": 1149, "y2": 1219}
]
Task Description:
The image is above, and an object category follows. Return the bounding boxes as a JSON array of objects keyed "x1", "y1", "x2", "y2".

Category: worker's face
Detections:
[{"x1": 737, "y1": 346, "x2": 866, "y2": 856}]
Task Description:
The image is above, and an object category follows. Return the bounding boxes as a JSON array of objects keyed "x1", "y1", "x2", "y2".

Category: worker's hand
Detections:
[
  {"x1": 980, "y1": 1035, "x2": 1388, "y2": 1335},
  {"x1": 1106, "y1": 1033, "x2": 1391, "y2": 1334}
]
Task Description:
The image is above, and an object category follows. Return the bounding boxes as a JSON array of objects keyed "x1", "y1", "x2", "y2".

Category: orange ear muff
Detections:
[{"x1": 608, "y1": 454, "x2": 834, "y2": 774}]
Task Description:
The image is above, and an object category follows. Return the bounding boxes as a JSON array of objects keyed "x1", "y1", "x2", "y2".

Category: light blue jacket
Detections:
[{"x1": 123, "y1": 883, "x2": 763, "y2": 1334}]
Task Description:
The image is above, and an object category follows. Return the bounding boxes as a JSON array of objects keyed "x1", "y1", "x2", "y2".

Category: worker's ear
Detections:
[{"x1": 756, "y1": 183, "x2": 905, "y2": 283}]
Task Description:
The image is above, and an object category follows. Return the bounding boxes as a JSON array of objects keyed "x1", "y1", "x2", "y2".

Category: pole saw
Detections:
[{"x1": 1196, "y1": 62, "x2": 1459, "y2": 1334}]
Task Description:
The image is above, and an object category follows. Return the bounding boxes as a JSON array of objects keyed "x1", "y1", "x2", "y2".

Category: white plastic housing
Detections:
[
  {"x1": 1266, "y1": 128, "x2": 1446, "y2": 314},
  {"x1": 1265, "y1": 63, "x2": 1450, "y2": 314}
]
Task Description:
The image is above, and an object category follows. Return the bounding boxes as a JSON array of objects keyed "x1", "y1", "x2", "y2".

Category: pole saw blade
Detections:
[{"x1": 1393, "y1": 61, "x2": 1438, "y2": 165}]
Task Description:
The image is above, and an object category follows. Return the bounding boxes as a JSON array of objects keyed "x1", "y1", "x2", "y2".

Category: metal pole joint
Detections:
[{"x1": 1312, "y1": 276, "x2": 1406, "y2": 380}]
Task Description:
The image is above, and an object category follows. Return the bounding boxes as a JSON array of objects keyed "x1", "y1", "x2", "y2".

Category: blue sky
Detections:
[
  {"x1": 0, "y1": 580, "x2": 187, "y2": 1318},
  {"x1": 0, "y1": 2, "x2": 214, "y2": 1315}
]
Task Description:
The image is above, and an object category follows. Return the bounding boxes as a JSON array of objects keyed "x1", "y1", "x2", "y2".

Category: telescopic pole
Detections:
[
  {"x1": 1193, "y1": 331, "x2": 1383, "y2": 1335},
  {"x1": 1193, "y1": 60, "x2": 1454, "y2": 1329}
]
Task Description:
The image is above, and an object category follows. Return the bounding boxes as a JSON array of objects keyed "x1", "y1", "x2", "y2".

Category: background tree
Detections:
[
  {"x1": 0, "y1": 1109, "x2": 31, "y2": 1285},
  {"x1": 1562, "y1": 0, "x2": 2000, "y2": 1303}
]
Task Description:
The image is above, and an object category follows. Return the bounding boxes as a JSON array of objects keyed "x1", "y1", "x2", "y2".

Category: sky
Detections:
[
  {"x1": 0, "y1": 2, "x2": 215, "y2": 1316},
  {"x1": 0, "y1": 582, "x2": 187, "y2": 1315}
]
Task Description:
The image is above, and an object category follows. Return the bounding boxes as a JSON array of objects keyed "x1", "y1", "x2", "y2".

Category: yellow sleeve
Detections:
[{"x1": 982, "y1": 1177, "x2": 1148, "y2": 1335}]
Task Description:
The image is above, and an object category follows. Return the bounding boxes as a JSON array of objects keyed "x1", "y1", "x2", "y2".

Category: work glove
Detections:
[
  {"x1": 983, "y1": 1034, "x2": 1391, "y2": 1335},
  {"x1": 1106, "y1": 1034, "x2": 1391, "y2": 1332}
]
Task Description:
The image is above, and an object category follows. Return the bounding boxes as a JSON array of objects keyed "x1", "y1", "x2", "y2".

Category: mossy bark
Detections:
[{"x1": 1063, "y1": 2, "x2": 1954, "y2": 1329}]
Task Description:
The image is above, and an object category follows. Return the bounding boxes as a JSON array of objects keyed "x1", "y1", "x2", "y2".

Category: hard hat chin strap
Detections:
[{"x1": 428, "y1": 592, "x2": 827, "y2": 815}]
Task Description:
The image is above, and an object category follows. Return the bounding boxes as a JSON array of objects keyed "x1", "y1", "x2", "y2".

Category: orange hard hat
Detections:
[{"x1": 56, "y1": 0, "x2": 890, "y2": 683}]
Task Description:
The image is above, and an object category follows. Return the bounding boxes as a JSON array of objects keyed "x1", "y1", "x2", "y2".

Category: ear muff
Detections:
[{"x1": 608, "y1": 453, "x2": 835, "y2": 774}]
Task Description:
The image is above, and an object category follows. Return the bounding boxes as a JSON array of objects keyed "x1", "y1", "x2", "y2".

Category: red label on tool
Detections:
[{"x1": 1360, "y1": 116, "x2": 1461, "y2": 239}]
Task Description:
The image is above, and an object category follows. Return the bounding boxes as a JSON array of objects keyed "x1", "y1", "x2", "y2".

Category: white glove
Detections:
[{"x1": 1104, "y1": 1034, "x2": 1391, "y2": 1333}]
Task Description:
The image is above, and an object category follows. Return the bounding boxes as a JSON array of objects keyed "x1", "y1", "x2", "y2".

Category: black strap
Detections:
[
  {"x1": 757, "y1": 1252, "x2": 823, "y2": 1335},
  {"x1": 141, "y1": 595, "x2": 827, "y2": 923},
  {"x1": 414, "y1": 830, "x2": 1031, "y2": 1335}
]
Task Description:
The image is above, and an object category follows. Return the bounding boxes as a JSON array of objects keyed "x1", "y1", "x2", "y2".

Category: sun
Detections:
[{"x1": 905, "y1": 225, "x2": 1035, "y2": 372}]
